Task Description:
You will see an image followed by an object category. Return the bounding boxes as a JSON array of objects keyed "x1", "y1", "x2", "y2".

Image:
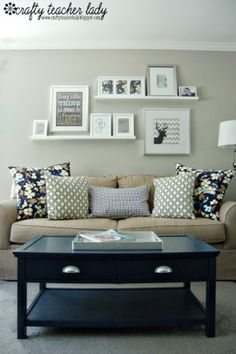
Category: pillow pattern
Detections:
[
  {"x1": 9, "y1": 162, "x2": 70, "y2": 220},
  {"x1": 89, "y1": 186, "x2": 150, "y2": 219},
  {"x1": 45, "y1": 175, "x2": 88, "y2": 220},
  {"x1": 176, "y1": 163, "x2": 235, "y2": 220},
  {"x1": 152, "y1": 174, "x2": 195, "y2": 219}
]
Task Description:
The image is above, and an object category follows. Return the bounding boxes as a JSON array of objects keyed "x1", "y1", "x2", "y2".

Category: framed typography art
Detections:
[
  {"x1": 50, "y1": 85, "x2": 89, "y2": 132},
  {"x1": 144, "y1": 108, "x2": 190, "y2": 155}
]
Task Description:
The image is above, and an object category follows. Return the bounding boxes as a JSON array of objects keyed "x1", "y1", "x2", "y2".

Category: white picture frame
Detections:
[
  {"x1": 97, "y1": 77, "x2": 145, "y2": 97},
  {"x1": 50, "y1": 85, "x2": 89, "y2": 132},
  {"x1": 113, "y1": 113, "x2": 134, "y2": 137},
  {"x1": 147, "y1": 65, "x2": 177, "y2": 96},
  {"x1": 179, "y1": 86, "x2": 197, "y2": 97},
  {"x1": 32, "y1": 120, "x2": 48, "y2": 136},
  {"x1": 144, "y1": 108, "x2": 190, "y2": 155},
  {"x1": 90, "y1": 113, "x2": 111, "y2": 137}
]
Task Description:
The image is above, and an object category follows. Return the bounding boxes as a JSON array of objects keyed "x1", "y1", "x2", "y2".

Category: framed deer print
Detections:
[{"x1": 144, "y1": 108, "x2": 190, "y2": 155}]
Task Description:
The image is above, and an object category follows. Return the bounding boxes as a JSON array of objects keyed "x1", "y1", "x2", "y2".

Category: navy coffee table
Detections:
[{"x1": 13, "y1": 235, "x2": 220, "y2": 339}]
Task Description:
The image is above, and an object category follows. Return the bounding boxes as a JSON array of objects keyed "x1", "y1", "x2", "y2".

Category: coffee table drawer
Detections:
[
  {"x1": 26, "y1": 259, "x2": 117, "y2": 282},
  {"x1": 118, "y1": 258, "x2": 208, "y2": 282}
]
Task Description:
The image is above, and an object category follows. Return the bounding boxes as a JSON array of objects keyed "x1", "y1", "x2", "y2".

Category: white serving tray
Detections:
[{"x1": 72, "y1": 231, "x2": 163, "y2": 251}]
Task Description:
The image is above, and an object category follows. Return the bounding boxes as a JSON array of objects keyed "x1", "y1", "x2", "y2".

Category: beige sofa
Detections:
[{"x1": 0, "y1": 175, "x2": 236, "y2": 280}]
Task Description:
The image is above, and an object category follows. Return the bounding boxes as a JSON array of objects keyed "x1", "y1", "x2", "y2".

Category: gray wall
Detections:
[{"x1": 0, "y1": 49, "x2": 236, "y2": 201}]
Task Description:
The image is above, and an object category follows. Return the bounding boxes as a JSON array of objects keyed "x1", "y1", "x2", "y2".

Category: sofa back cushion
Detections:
[
  {"x1": 87, "y1": 176, "x2": 118, "y2": 188},
  {"x1": 89, "y1": 185, "x2": 150, "y2": 219},
  {"x1": 118, "y1": 175, "x2": 158, "y2": 211}
]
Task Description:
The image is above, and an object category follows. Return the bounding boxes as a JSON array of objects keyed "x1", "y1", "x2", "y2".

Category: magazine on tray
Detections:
[
  {"x1": 72, "y1": 230, "x2": 163, "y2": 250},
  {"x1": 78, "y1": 229, "x2": 136, "y2": 243}
]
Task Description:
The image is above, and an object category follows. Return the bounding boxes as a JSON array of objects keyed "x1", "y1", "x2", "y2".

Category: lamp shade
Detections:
[{"x1": 218, "y1": 120, "x2": 236, "y2": 148}]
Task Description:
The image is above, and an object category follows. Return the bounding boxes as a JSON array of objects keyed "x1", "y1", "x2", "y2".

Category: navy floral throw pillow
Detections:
[
  {"x1": 176, "y1": 163, "x2": 235, "y2": 220},
  {"x1": 9, "y1": 162, "x2": 70, "y2": 220}
]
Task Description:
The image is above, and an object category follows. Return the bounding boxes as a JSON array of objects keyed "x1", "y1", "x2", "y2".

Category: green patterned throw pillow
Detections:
[
  {"x1": 45, "y1": 175, "x2": 89, "y2": 220},
  {"x1": 152, "y1": 174, "x2": 195, "y2": 219}
]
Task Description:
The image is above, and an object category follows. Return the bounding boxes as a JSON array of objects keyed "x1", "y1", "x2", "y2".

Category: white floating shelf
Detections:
[
  {"x1": 30, "y1": 135, "x2": 136, "y2": 141},
  {"x1": 95, "y1": 95, "x2": 199, "y2": 101}
]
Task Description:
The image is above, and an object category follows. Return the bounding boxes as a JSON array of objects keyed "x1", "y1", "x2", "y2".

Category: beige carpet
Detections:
[{"x1": 0, "y1": 281, "x2": 236, "y2": 354}]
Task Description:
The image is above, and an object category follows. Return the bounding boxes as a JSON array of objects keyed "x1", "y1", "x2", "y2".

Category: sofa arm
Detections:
[
  {"x1": 0, "y1": 200, "x2": 18, "y2": 250},
  {"x1": 219, "y1": 201, "x2": 236, "y2": 250}
]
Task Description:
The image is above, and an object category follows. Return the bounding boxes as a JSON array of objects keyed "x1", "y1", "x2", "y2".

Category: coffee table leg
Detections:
[
  {"x1": 206, "y1": 258, "x2": 216, "y2": 337},
  {"x1": 17, "y1": 259, "x2": 27, "y2": 339},
  {"x1": 39, "y1": 282, "x2": 46, "y2": 291},
  {"x1": 184, "y1": 281, "x2": 190, "y2": 289}
]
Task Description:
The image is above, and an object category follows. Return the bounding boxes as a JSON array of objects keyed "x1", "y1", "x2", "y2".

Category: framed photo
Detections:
[
  {"x1": 32, "y1": 120, "x2": 48, "y2": 136},
  {"x1": 147, "y1": 65, "x2": 177, "y2": 96},
  {"x1": 113, "y1": 113, "x2": 134, "y2": 137},
  {"x1": 179, "y1": 86, "x2": 197, "y2": 97},
  {"x1": 97, "y1": 77, "x2": 145, "y2": 97},
  {"x1": 50, "y1": 85, "x2": 89, "y2": 132},
  {"x1": 90, "y1": 113, "x2": 111, "y2": 137},
  {"x1": 144, "y1": 108, "x2": 190, "y2": 155}
]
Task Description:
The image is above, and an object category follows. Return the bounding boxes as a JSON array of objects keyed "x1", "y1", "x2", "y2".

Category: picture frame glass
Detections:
[
  {"x1": 101, "y1": 80, "x2": 114, "y2": 95},
  {"x1": 98, "y1": 77, "x2": 145, "y2": 97},
  {"x1": 113, "y1": 114, "x2": 134, "y2": 137},
  {"x1": 148, "y1": 66, "x2": 177, "y2": 96},
  {"x1": 130, "y1": 80, "x2": 142, "y2": 95},
  {"x1": 118, "y1": 118, "x2": 129, "y2": 133},
  {"x1": 144, "y1": 108, "x2": 190, "y2": 154},
  {"x1": 116, "y1": 80, "x2": 128, "y2": 95},
  {"x1": 33, "y1": 120, "x2": 48, "y2": 136},
  {"x1": 90, "y1": 114, "x2": 111, "y2": 137},
  {"x1": 179, "y1": 86, "x2": 197, "y2": 97},
  {"x1": 51, "y1": 86, "x2": 89, "y2": 132}
]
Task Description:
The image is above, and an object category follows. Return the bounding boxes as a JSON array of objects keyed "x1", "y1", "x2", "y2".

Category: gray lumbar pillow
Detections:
[{"x1": 89, "y1": 186, "x2": 150, "y2": 219}]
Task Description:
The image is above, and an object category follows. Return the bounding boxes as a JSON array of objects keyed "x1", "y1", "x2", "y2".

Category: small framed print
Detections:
[
  {"x1": 32, "y1": 120, "x2": 48, "y2": 136},
  {"x1": 113, "y1": 113, "x2": 134, "y2": 138},
  {"x1": 147, "y1": 65, "x2": 177, "y2": 96},
  {"x1": 97, "y1": 77, "x2": 145, "y2": 97},
  {"x1": 50, "y1": 85, "x2": 89, "y2": 132},
  {"x1": 90, "y1": 113, "x2": 111, "y2": 137},
  {"x1": 144, "y1": 108, "x2": 190, "y2": 155},
  {"x1": 179, "y1": 86, "x2": 197, "y2": 97}
]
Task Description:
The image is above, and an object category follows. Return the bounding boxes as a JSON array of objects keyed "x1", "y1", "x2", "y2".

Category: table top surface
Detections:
[{"x1": 13, "y1": 234, "x2": 220, "y2": 258}]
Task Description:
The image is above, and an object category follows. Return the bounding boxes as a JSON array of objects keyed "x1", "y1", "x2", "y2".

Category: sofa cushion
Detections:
[
  {"x1": 176, "y1": 163, "x2": 235, "y2": 221},
  {"x1": 117, "y1": 217, "x2": 225, "y2": 244},
  {"x1": 45, "y1": 175, "x2": 89, "y2": 220},
  {"x1": 118, "y1": 175, "x2": 158, "y2": 211},
  {"x1": 8, "y1": 162, "x2": 70, "y2": 220},
  {"x1": 87, "y1": 176, "x2": 118, "y2": 188},
  {"x1": 89, "y1": 186, "x2": 150, "y2": 219},
  {"x1": 152, "y1": 174, "x2": 195, "y2": 219},
  {"x1": 10, "y1": 218, "x2": 118, "y2": 244}
]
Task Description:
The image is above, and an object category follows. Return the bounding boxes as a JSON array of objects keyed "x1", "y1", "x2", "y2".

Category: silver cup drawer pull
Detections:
[
  {"x1": 62, "y1": 265, "x2": 80, "y2": 274},
  {"x1": 154, "y1": 266, "x2": 173, "y2": 274}
]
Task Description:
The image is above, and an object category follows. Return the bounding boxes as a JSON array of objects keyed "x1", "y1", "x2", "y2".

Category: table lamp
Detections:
[{"x1": 218, "y1": 120, "x2": 236, "y2": 168}]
